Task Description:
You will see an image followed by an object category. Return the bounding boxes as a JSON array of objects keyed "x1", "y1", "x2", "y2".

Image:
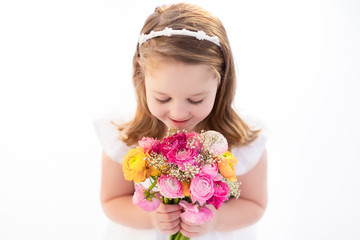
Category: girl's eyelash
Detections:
[
  {"x1": 155, "y1": 98, "x2": 203, "y2": 105},
  {"x1": 156, "y1": 98, "x2": 171, "y2": 103},
  {"x1": 188, "y1": 99, "x2": 203, "y2": 105}
]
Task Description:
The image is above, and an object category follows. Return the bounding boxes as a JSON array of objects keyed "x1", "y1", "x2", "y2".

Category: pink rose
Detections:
[
  {"x1": 158, "y1": 175, "x2": 184, "y2": 199},
  {"x1": 138, "y1": 137, "x2": 160, "y2": 153},
  {"x1": 200, "y1": 163, "x2": 222, "y2": 181},
  {"x1": 179, "y1": 200, "x2": 214, "y2": 224},
  {"x1": 206, "y1": 181, "x2": 229, "y2": 209},
  {"x1": 167, "y1": 146, "x2": 199, "y2": 171},
  {"x1": 189, "y1": 173, "x2": 215, "y2": 205},
  {"x1": 160, "y1": 132, "x2": 187, "y2": 156},
  {"x1": 213, "y1": 181, "x2": 229, "y2": 197},
  {"x1": 202, "y1": 130, "x2": 228, "y2": 155},
  {"x1": 132, "y1": 184, "x2": 161, "y2": 212}
]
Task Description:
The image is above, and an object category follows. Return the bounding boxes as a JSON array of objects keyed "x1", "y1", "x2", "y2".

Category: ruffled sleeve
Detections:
[
  {"x1": 93, "y1": 114, "x2": 132, "y2": 163},
  {"x1": 232, "y1": 115, "x2": 270, "y2": 175}
]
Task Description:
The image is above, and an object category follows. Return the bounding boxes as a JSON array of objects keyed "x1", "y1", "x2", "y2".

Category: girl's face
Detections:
[{"x1": 144, "y1": 58, "x2": 219, "y2": 133}]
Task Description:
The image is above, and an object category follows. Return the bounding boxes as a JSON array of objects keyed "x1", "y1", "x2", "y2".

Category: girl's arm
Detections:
[
  {"x1": 214, "y1": 148, "x2": 268, "y2": 231},
  {"x1": 100, "y1": 151, "x2": 182, "y2": 234},
  {"x1": 100, "y1": 151, "x2": 153, "y2": 228},
  {"x1": 179, "y1": 149, "x2": 268, "y2": 237}
]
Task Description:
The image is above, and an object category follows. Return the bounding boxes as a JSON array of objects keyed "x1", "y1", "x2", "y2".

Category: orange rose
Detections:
[
  {"x1": 122, "y1": 147, "x2": 149, "y2": 183},
  {"x1": 181, "y1": 181, "x2": 191, "y2": 197},
  {"x1": 147, "y1": 164, "x2": 161, "y2": 178},
  {"x1": 218, "y1": 151, "x2": 238, "y2": 182}
]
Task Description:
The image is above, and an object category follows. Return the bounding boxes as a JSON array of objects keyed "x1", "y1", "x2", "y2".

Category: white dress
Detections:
[{"x1": 93, "y1": 113, "x2": 269, "y2": 240}]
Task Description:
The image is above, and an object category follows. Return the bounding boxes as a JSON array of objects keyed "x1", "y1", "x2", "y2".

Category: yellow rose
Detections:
[
  {"x1": 122, "y1": 147, "x2": 148, "y2": 183},
  {"x1": 218, "y1": 151, "x2": 238, "y2": 182}
]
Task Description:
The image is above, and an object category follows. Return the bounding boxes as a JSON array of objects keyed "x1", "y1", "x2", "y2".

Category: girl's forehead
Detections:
[{"x1": 144, "y1": 57, "x2": 216, "y2": 79}]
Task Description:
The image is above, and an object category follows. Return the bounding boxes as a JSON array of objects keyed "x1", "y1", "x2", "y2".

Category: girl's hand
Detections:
[
  {"x1": 150, "y1": 202, "x2": 182, "y2": 235},
  {"x1": 179, "y1": 205, "x2": 218, "y2": 238}
]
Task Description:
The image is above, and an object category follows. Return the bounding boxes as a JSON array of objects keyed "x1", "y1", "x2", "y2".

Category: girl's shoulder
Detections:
[
  {"x1": 93, "y1": 112, "x2": 133, "y2": 163},
  {"x1": 232, "y1": 113, "x2": 270, "y2": 175}
]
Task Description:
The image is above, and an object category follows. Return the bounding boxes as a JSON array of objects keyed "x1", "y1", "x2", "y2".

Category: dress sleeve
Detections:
[
  {"x1": 232, "y1": 115, "x2": 270, "y2": 175},
  {"x1": 92, "y1": 114, "x2": 132, "y2": 163}
]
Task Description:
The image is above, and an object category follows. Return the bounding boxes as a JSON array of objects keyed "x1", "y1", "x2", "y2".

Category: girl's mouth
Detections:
[{"x1": 169, "y1": 117, "x2": 189, "y2": 127}]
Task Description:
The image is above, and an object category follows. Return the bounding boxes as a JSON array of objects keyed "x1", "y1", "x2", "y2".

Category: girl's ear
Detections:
[
  {"x1": 216, "y1": 75, "x2": 221, "y2": 88},
  {"x1": 210, "y1": 66, "x2": 221, "y2": 87},
  {"x1": 137, "y1": 58, "x2": 145, "y2": 71}
]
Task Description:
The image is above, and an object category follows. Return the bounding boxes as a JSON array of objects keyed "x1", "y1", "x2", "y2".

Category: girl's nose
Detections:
[{"x1": 169, "y1": 102, "x2": 189, "y2": 121}]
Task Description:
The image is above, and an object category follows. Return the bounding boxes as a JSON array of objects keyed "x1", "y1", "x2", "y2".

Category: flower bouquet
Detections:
[{"x1": 122, "y1": 129, "x2": 241, "y2": 240}]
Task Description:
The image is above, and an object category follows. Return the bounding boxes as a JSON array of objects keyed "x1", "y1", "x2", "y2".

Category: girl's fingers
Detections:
[
  {"x1": 179, "y1": 228, "x2": 194, "y2": 238},
  {"x1": 180, "y1": 223, "x2": 203, "y2": 239},
  {"x1": 157, "y1": 218, "x2": 181, "y2": 236},
  {"x1": 159, "y1": 218, "x2": 181, "y2": 230},
  {"x1": 180, "y1": 220, "x2": 201, "y2": 233},
  {"x1": 157, "y1": 203, "x2": 182, "y2": 213},
  {"x1": 155, "y1": 203, "x2": 182, "y2": 222},
  {"x1": 157, "y1": 210, "x2": 182, "y2": 222},
  {"x1": 160, "y1": 225, "x2": 180, "y2": 236}
]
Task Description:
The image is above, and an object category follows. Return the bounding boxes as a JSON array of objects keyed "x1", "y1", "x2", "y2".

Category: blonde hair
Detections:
[{"x1": 117, "y1": 3, "x2": 260, "y2": 148}]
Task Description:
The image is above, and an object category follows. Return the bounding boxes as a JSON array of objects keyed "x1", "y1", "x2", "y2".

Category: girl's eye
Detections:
[
  {"x1": 156, "y1": 98, "x2": 171, "y2": 103},
  {"x1": 187, "y1": 99, "x2": 203, "y2": 105}
]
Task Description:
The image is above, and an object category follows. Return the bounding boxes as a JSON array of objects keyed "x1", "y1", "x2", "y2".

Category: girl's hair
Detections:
[{"x1": 117, "y1": 3, "x2": 260, "y2": 149}]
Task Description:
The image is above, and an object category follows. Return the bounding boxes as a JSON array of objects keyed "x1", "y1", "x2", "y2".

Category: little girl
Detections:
[{"x1": 94, "y1": 3, "x2": 268, "y2": 240}]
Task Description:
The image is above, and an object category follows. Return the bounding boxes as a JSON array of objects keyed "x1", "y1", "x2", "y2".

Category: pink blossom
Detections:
[
  {"x1": 206, "y1": 181, "x2": 229, "y2": 209},
  {"x1": 206, "y1": 195, "x2": 228, "y2": 209},
  {"x1": 213, "y1": 181, "x2": 229, "y2": 197},
  {"x1": 160, "y1": 132, "x2": 187, "y2": 156},
  {"x1": 189, "y1": 173, "x2": 215, "y2": 205},
  {"x1": 200, "y1": 163, "x2": 222, "y2": 181},
  {"x1": 138, "y1": 137, "x2": 160, "y2": 153},
  {"x1": 132, "y1": 184, "x2": 161, "y2": 212},
  {"x1": 157, "y1": 175, "x2": 184, "y2": 199},
  {"x1": 179, "y1": 200, "x2": 214, "y2": 224},
  {"x1": 167, "y1": 146, "x2": 199, "y2": 171}
]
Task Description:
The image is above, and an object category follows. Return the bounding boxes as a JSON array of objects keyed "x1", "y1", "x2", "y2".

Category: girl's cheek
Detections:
[
  {"x1": 199, "y1": 102, "x2": 214, "y2": 116},
  {"x1": 149, "y1": 101, "x2": 166, "y2": 117}
]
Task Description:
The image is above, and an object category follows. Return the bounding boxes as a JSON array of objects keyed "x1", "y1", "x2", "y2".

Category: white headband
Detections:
[{"x1": 138, "y1": 27, "x2": 221, "y2": 47}]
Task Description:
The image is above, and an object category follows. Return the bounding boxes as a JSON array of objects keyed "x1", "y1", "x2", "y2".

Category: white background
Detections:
[{"x1": 1, "y1": 0, "x2": 359, "y2": 239}]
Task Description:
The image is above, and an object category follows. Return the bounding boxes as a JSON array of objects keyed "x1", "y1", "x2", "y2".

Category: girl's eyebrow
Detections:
[
  {"x1": 152, "y1": 91, "x2": 168, "y2": 96},
  {"x1": 152, "y1": 90, "x2": 210, "y2": 96},
  {"x1": 190, "y1": 91, "x2": 210, "y2": 97}
]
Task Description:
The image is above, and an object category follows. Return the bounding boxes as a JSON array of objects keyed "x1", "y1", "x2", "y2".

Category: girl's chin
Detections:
[{"x1": 166, "y1": 125, "x2": 195, "y2": 132}]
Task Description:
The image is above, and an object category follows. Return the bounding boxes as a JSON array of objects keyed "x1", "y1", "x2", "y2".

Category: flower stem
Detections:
[
  {"x1": 174, "y1": 232, "x2": 188, "y2": 240},
  {"x1": 148, "y1": 176, "x2": 158, "y2": 192},
  {"x1": 172, "y1": 232, "x2": 180, "y2": 240}
]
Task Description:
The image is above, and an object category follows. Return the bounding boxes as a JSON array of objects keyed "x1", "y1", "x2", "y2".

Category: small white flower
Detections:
[
  {"x1": 163, "y1": 27, "x2": 173, "y2": 36},
  {"x1": 149, "y1": 31, "x2": 156, "y2": 37},
  {"x1": 196, "y1": 30, "x2": 206, "y2": 40},
  {"x1": 202, "y1": 130, "x2": 228, "y2": 154},
  {"x1": 138, "y1": 34, "x2": 146, "y2": 45}
]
